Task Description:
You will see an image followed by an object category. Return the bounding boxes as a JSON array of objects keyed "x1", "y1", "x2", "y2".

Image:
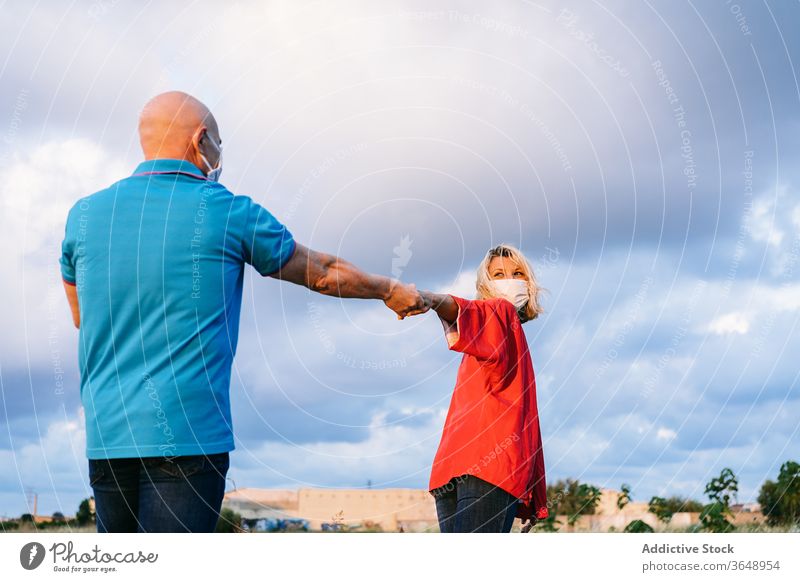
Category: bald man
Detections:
[{"x1": 60, "y1": 91, "x2": 427, "y2": 533}]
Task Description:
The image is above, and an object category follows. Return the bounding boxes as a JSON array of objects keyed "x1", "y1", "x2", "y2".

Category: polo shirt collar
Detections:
[{"x1": 132, "y1": 158, "x2": 206, "y2": 177}]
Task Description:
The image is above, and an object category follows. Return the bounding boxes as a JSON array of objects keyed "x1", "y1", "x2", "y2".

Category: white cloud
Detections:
[
  {"x1": 435, "y1": 270, "x2": 476, "y2": 298},
  {"x1": 749, "y1": 194, "x2": 784, "y2": 248},
  {"x1": 705, "y1": 284, "x2": 800, "y2": 336},
  {"x1": 708, "y1": 312, "x2": 751, "y2": 335},
  {"x1": 656, "y1": 427, "x2": 677, "y2": 441},
  {"x1": 1, "y1": 138, "x2": 125, "y2": 253},
  {"x1": 0, "y1": 412, "x2": 87, "y2": 516},
  {"x1": 0, "y1": 139, "x2": 127, "y2": 367},
  {"x1": 746, "y1": 184, "x2": 800, "y2": 277}
]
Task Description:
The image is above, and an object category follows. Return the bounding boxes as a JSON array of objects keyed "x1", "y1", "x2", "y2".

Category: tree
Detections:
[
  {"x1": 20, "y1": 513, "x2": 34, "y2": 523},
  {"x1": 648, "y1": 496, "x2": 674, "y2": 525},
  {"x1": 623, "y1": 519, "x2": 654, "y2": 533},
  {"x1": 698, "y1": 468, "x2": 738, "y2": 532},
  {"x1": 758, "y1": 460, "x2": 800, "y2": 527},
  {"x1": 534, "y1": 515, "x2": 562, "y2": 532},
  {"x1": 617, "y1": 484, "x2": 632, "y2": 511},
  {"x1": 661, "y1": 496, "x2": 704, "y2": 513},
  {"x1": 76, "y1": 498, "x2": 95, "y2": 526},
  {"x1": 533, "y1": 479, "x2": 601, "y2": 531},
  {"x1": 52, "y1": 512, "x2": 66, "y2": 523},
  {"x1": 706, "y1": 468, "x2": 738, "y2": 506},
  {"x1": 215, "y1": 507, "x2": 242, "y2": 533},
  {"x1": 569, "y1": 483, "x2": 602, "y2": 526}
]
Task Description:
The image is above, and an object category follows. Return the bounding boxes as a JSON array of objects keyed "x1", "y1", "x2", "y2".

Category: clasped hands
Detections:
[{"x1": 383, "y1": 280, "x2": 433, "y2": 320}]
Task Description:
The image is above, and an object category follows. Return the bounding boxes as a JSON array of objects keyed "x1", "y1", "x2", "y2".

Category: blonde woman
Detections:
[{"x1": 420, "y1": 244, "x2": 548, "y2": 533}]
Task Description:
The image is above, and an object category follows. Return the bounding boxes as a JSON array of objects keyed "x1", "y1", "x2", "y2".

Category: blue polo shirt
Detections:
[{"x1": 60, "y1": 159, "x2": 295, "y2": 460}]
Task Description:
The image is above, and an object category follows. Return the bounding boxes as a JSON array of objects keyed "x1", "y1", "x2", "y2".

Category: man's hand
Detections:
[{"x1": 384, "y1": 281, "x2": 428, "y2": 319}]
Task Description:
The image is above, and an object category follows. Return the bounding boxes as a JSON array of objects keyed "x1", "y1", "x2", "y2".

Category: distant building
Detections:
[
  {"x1": 731, "y1": 502, "x2": 761, "y2": 513},
  {"x1": 32, "y1": 515, "x2": 54, "y2": 524},
  {"x1": 223, "y1": 487, "x2": 438, "y2": 532}
]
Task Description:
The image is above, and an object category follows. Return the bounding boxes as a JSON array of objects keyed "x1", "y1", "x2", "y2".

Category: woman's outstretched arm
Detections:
[{"x1": 419, "y1": 291, "x2": 459, "y2": 324}]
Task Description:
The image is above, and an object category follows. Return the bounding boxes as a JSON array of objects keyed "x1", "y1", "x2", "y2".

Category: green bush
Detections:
[
  {"x1": 76, "y1": 498, "x2": 95, "y2": 526},
  {"x1": 215, "y1": 507, "x2": 242, "y2": 533},
  {"x1": 758, "y1": 460, "x2": 800, "y2": 527},
  {"x1": 648, "y1": 496, "x2": 673, "y2": 524},
  {"x1": 660, "y1": 496, "x2": 704, "y2": 513},
  {"x1": 623, "y1": 519, "x2": 654, "y2": 533},
  {"x1": 533, "y1": 479, "x2": 600, "y2": 531}
]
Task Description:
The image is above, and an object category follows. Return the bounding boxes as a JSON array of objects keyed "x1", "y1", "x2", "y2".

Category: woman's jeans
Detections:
[
  {"x1": 431, "y1": 474, "x2": 519, "y2": 533},
  {"x1": 88, "y1": 452, "x2": 229, "y2": 533}
]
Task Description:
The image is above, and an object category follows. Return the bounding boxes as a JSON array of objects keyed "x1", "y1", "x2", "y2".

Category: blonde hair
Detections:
[{"x1": 476, "y1": 244, "x2": 544, "y2": 322}]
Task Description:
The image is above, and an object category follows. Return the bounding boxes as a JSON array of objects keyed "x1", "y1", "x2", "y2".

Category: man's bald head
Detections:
[{"x1": 138, "y1": 91, "x2": 221, "y2": 173}]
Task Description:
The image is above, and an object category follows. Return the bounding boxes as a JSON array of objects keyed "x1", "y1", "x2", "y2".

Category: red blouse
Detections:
[{"x1": 428, "y1": 295, "x2": 549, "y2": 521}]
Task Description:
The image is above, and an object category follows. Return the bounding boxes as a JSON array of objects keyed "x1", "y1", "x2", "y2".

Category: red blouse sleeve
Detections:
[{"x1": 439, "y1": 295, "x2": 516, "y2": 363}]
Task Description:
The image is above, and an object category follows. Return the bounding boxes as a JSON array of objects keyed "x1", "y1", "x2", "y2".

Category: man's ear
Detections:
[
  {"x1": 191, "y1": 127, "x2": 205, "y2": 152},
  {"x1": 189, "y1": 127, "x2": 206, "y2": 167}
]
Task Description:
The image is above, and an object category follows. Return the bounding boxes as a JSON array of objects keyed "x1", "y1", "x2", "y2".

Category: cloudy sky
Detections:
[{"x1": 1, "y1": 0, "x2": 798, "y2": 519}]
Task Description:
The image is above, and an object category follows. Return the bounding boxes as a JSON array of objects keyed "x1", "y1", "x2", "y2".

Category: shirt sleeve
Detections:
[
  {"x1": 60, "y1": 206, "x2": 77, "y2": 285},
  {"x1": 241, "y1": 197, "x2": 296, "y2": 276},
  {"x1": 438, "y1": 295, "x2": 514, "y2": 362}
]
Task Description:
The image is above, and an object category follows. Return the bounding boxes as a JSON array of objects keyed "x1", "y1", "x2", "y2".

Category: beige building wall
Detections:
[
  {"x1": 223, "y1": 487, "x2": 439, "y2": 531},
  {"x1": 297, "y1": 488, "x2": 437, "y2": 532}
]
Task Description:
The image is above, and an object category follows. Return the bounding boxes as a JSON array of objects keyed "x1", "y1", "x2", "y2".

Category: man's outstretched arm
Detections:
[{"x1": 271, "y1": 243, "x2": 427, "y2": 319}]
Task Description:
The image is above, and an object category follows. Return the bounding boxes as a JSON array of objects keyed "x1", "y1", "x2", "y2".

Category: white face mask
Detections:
[
  {"x1": 488, "y1": 278, "x2": 529, "y2": 311},
  {"x1": 199, "y1": 134, "x2": 223, "y2": 181}
]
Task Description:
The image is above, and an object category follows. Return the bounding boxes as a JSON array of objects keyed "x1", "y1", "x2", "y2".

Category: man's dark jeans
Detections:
[
  {"x1": 431, "y1": 474, "x2": 519, "y2": 533},
  {"x1": 88, "y1": 452, "x2": 230, "y2": 533}
]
